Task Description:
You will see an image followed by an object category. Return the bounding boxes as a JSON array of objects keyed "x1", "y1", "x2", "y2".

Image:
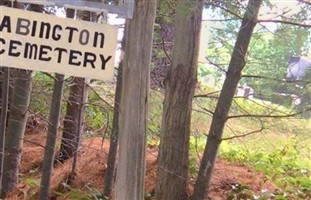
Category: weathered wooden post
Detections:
[{"x1": 115, "y1": 0, "x2": 156, "y2": 199}]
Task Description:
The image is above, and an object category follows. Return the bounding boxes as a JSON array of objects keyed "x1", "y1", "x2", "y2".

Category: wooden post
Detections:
[{"x1": 115, "y1": 0, "x2": 156, "y2": 199}]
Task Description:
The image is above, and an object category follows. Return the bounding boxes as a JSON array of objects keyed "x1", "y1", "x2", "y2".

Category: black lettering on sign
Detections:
[
  {"x1": 69, "y1": 50, "x2": 82, "y2": 66},
  {"x1": 65, "y1": 27, "x2": 78, "y2": 43},
  {"x1": 83, "y1": 52, "x2": 96, "y2": 68},
  {"x1": 79, "y1": 29, "x2": 89, "y2": 45},
  {"x1": 100, "y1": 55, "x2": 112, "y2": 70},
  {"x1": 39, "y1": 45, "x2": 52, "y2": 61},
  {"x1": 52, "y1": 25, "x2": 62, "y2": 41},
  {"x1": 16, "y1": 18, "x2": 30, "y2": 35},
  {"x1": 24, "y1": 43, "x2": 38, "y2": 59},
  {"x1": 39, "y1": 22, "x2": 51, "y2": 39},
  {"x1": 31, "y1": 20, "x2": 37, "y2": 37},
  {"x1": 93, "y1": 32, "x2": 105, "y2": 48},
  {"x1": 0, "y1": 38, "x2": 5, "y2": 54},
  {"x1": 0, "y1": 16, "x2": 11, "y2": 33},
  {"x1": 54, "y1": 47, "x2": 67, "y2": 63},
  {"x1": 8, "y1": 40, "x2": 21, "y2": 57}
]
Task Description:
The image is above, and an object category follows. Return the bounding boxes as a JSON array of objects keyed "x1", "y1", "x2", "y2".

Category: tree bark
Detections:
[
  {"x1": 103, "y1": 40, "x2": 124, "y2": 198},
  {"x1": 57, "y1": 8, "x2": 76, "y2": 163},
  {"x1": 0, "y1": 0, "x2": 10, "y2": 6},
  {"x1": 0, "y1": 69, "x2": 33, "y2": 198},
  {"x1": 57, "y1": 9, "x2": 88, "y2": 163},
  {"x1": 155, "y1": 1, "x2": 203, "y2": 200},
  {"x1": 69, "y1": 10, "x2": 95, "y2": 178},
  {"x1": 191, "y1": 1, "x2": 263, "y2": 199},
  {"x1": 39, "y1": 74, "x2": 65, "y2": 200},
  {"x1": 0, "y1": 68, "x2": 9, "y2": 195},
  {"x1": 0, "y1": 4, "x2": 34, "y2": 198},
  {"x1": 115, "y1": 0, "x2": 156, "y2": 199}
]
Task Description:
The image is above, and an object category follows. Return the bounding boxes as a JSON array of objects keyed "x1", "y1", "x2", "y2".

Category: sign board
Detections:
[{"x1": 0, "y1": 6, "x2": 118, "y2": 81}]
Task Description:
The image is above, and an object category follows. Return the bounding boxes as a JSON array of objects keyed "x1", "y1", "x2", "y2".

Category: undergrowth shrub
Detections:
[
  {"x1": 220, "y1": 139, "x2": 311, "y2": 198},
  {"x1": 148, "y1": 91, "x2": 164, "y2": 137},
  {"x1": 189, "y1": 136, "x2": 206, "y2": 176},
  {"x1": 84, "y1": 83, "x2": 114, "y2": 135},
  {"x1": 30, "y1": 72, "x2": 56, "y2": 116}
]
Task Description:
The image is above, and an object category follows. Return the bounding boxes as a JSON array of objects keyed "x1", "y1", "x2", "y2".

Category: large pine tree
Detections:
[{"x1": 155, "y1": 1, "x2": 204, "y2": 199}]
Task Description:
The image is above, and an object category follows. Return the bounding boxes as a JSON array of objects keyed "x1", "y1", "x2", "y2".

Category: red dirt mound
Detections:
[{"x1": 6, "y1": 131, "x2": 276, "y2": 200}]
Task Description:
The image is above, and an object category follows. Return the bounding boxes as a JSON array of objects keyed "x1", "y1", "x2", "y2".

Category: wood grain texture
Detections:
[{"x1": 115, "y1": 0, "x2": 156, "y2": 200}]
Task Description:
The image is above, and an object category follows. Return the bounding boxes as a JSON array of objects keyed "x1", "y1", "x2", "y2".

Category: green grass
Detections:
[
  {"x1": 189, "y1": 89, "x2": 311, "y2": 198},
  {"x1": 217, "y1": 99, "x2": 311, "y2": 198}
]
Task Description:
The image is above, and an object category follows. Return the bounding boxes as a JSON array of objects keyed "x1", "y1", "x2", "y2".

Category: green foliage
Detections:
[
  {"x1": 69, "y1": 189, "x2": 94, "y2": 200},
  {"x1": 84, "y1": 83, "x2": 114, "y2": 133},
  {"x1": 85, "y1": 104, "x2": 109, "y2": 131},
  {"x1": 19, "y1": 178, "x2": 39, "y2": 198},
  {"x1": 193, "y1": 81, "x2": 311, "y2": 196},
  {"x1": 55, "y1": 183, "x2": 105, "y2": 200},
  {"x1": 230, "y1": 98, "x2": 289, "y2": 116},
  {"x1": 213, "y1": 98, "x2": 311, "y2": 198},
  {"x1": 197, "y1": 63, "x2": 223, "y2": 87},
  {"x1": 228, "y1": 184, "x2": 311, "y2": 200},
  {"x1": 25, "y1": 178, "x2": 38, "y2": 188},
  {"x1": 148, "y1": 92, "x2": 164, "y2": 137},
  {"x1": 244, "y1": 22, "x2": 310, "y2": 103},
  {"x1": 30, "y1": 72, "x2": 54, "y2": 116},
  {"x1": 204, "y1": 1, "x2": 311, "y2": 104},
  {"x1": 289, "y1": 67, "x2": 311, "y2": 118},
  {"x1": 84, "y1": 184, "x2": 104, "y2": 200},
  {"x1": 228, "y1": 184, "x2": 256, "y2": 200},
  {"x1": 189, "y1": 136, "x2": 206, "y2": 176},
  {"x1": 220, "y1": 139, "x2": 311, "y2": 198},
  {"x1": 156, "y1": 0, "x2": 177, "y2": 23}
]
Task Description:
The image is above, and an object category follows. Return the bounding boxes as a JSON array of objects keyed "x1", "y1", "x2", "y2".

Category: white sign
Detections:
[{"x1": 0, "y1": 6, "x2": 118, "y2": 80}]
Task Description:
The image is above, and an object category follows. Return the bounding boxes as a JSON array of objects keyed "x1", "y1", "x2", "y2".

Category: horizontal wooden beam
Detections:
[{"x1": 15, "y1": 0, "x2": 134, "y2": 18}]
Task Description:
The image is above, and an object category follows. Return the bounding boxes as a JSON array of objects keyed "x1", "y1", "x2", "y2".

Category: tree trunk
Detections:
[
  {"x1": 191, "y1": 1, "x2": 263, "y2": 199},
  {"x1": 0, "y1": 69, "x2": 33, "y2": 198},
  {"x1": 103, "y1": 41, "x2": 124, "y2": 198},
  {"x1": 0, "y1": 6, "x2": 20, "y2": 195},
  {"x1": 57, "y1": 9, "x2": 88, "y2": 163},
  {"x1": 155, "y1": 1, "x2": 203, "y2": 200},
  {"x1": 0, "y1": 4, "x2": 49, "y2": 198},
  {"x1": 115, "y1": 0, "x2": 156, "y2": 199},
  {"x1": 0, "y1": 67, "x2": 9, "y2": 195},
  {"x1": 39, "y1": 74, "x2": 65, "y2": 200},
  {"x1": 0, "y1": 0, "x2": 10, "y2": 6}
]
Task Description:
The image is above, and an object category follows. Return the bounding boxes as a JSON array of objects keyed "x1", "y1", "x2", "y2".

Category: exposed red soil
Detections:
[{"x1": 6, "y1": 130, "x2": 276, "y2": 200}]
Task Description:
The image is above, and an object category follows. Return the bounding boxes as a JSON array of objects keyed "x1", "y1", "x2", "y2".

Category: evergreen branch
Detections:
[
  {"x1": 86, "y1": 84, "x2": 114, "y2": 109},
  {"x1": 206, "y1": 1, "x2": 243, "y2": 20},
  {"x1": 227, "y1": 106, "x2": 311, "y2": 119},
  {"x1": 193, "y1": 90, "x2": 220, "y2": 98},
  {"x1": 257, "y1": 19, "x2": 311, "y2": 28},
  {"x1": 242, "y1": 74, "x2": 311, "y2": 84},
  {"x1": 222, "y1": 125, "x2": 264, "y2": 141},
  {"x1": 205, "y1": 57, "x2": 228, "y2": 74}
]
